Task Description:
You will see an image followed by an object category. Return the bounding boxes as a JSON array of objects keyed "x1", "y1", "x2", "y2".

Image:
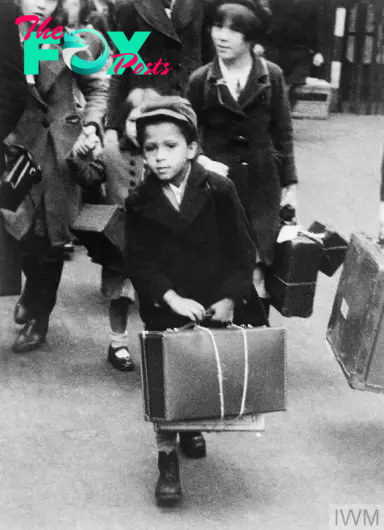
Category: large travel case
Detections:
[
  {"x1": 140, "y1": 325, "x2": 286, "y2": 423},
  {"x1": 327, "y1": 233, "x2": 384, "y2": 393}
]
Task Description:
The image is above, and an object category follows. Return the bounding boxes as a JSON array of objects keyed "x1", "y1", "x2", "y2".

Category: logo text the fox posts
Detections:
[{"x1": 16, "y1": 15, "x2": 172, "y2": 76}]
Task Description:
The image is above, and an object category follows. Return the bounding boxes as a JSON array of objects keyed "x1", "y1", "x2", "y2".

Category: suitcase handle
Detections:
[{"x1": 297, "y1": 228, "x2": 326, "y2": 245}]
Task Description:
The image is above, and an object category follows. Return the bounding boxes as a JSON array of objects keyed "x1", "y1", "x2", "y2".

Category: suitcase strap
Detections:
[
  {"x1": 169, "y1": 324, "x2": 250, "y2": 419},
  {"x1": 298, "y1": 228, "x2": 326, "y2": 246}
]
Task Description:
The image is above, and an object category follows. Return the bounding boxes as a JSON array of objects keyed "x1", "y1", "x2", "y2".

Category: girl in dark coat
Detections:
[
  {"x1": 4, "y1": 0, "x2": 108, "y2": 354},
  {"x1": 187, "y1": 0, "x2": 298, "y2": 315},
  {"x1": 68, "y1": 87, "x2": 160, "y2": 372}
]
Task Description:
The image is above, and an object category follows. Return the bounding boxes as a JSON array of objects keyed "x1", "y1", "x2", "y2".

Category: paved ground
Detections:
[{"x1": 1, "y1": 114, "x2": 384, "y2": 530}]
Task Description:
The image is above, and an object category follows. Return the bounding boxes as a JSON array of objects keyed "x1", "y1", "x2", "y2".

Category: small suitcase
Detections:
[
  {"x1": 0, "y1": 144, "x2": 42, "y2": 212},
  {"x1": 0, "y1": 215, "x2": 21, "y2": 296},
  {"x1": 327, "y1": 233, "x2": 384, "y2": 393},
  {"x1": 71, "y1": 204, "x2": 125, "y2": 267},
  {"x1": 308, "y1": 221, "x2": 349, "y2": 277},
  {"x1": 267, "y1": 233, "x2": 323, "y2": 317}
]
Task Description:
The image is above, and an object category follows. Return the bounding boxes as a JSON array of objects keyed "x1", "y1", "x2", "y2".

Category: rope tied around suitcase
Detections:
[{"x1": 196, "y1": 324, "x2": 250, "y2": 419}]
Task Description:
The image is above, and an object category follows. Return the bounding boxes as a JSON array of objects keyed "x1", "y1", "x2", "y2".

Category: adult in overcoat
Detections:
[
  {"x1": 265, "y1": 0, "x2": 325, "y2": 104},
  {"x1": 0, "y1": 0, "x2": 28, "y2": 173},
  {"x1": 187, "y1": 54, "x2": 298, "y2": 269},
  {"x1": 105, "y1": 0, "x2": 204, "y2": 135},
  {"x1": 4, "y1": 9, "x2": 108, "y2": 353}
]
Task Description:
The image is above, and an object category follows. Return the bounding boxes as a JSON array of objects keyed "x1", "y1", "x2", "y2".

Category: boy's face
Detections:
[
  {"x1": 142, "y1": 121, "x2": 197, "y2": 186},
  {"x1": 211, "y1": 22, "x2": 250, "y2": 62}
]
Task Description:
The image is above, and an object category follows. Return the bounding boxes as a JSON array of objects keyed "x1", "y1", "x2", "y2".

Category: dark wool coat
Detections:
[
  {"x1": 0, "y1": 0, "x2": 28, "y2": 173},
  {"x1": 265, "y1": 0, "x2": 324, "y2": 86},
  {"x1": 68, "y1": 136, "x2": 144, "y2": 206},
  {"x1": 125, "y1": 162, "x2": 258, "y2": 329},
  {"x1": 106, "y1": 0, "x2": 204, "y2": 131},
  {"x1": 187, "y1": 55, "x2": 298, "y2": 265},
  {"x1": 5, "y1": 44, "x2": 109, "y2": 247}
]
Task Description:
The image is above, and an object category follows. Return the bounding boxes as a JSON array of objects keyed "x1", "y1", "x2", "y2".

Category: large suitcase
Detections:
[
  {"x1": 140, "y1": 325, "x2": 286, "y2": 423},
  {"x1": 267, "y1": 233, "x2": 323, "y2": 317},
  {"x1": 327, "y1": 233, "x2": 384, "y2": 393},
  {"x1": 71, "y1": 204, "x2": 125, "y2": 268},
  {"x1": 0, "y1": 215, "x2": 21, "y2": 296}
]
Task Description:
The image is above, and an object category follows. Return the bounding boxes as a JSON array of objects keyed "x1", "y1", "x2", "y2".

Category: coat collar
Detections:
[
  {"x1": 136, "y1": 161, "x2": 211, "y2": 231},
  {"x1": 133, "y1": 0, "x2": 197, "y2": 43},
  {"x1": 206, "y1": 55, "x2": 271, "y2": 113}
]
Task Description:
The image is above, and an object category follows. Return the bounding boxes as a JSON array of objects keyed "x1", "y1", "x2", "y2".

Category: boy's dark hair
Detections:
[
  {"x1": 210, "y1": 1, "x2": 271, "y2": 44},
  {"x1": 136, "y1": 116, "x2": 197, "y2": 148}
]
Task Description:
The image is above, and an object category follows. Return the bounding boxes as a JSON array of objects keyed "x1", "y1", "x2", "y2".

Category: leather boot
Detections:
[
  {"x1": 12, "y1": 317, "x2": 48, "y2": 353},
  {"x1": 13, "y1": 300, "x2": 32, "y2": 325},
  {"x1": 179, "y1": 431, "x2": 206, "y2": 459},
  {"x1": 155, "y1": 450, "x2": 182, "y2": 506}
]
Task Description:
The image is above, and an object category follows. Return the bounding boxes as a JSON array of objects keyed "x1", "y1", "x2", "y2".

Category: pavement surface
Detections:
[{"x1": 1, "y1": 114, "x2": 384, "y2": 530}]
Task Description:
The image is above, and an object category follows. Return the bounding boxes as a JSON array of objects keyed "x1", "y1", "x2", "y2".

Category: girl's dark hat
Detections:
[
  {"x1": 137, "y1": 96, "x2": 198, "y2": 133},
  {"x1": 210, "y1": 0, "x2": 272, "y2": 34}
]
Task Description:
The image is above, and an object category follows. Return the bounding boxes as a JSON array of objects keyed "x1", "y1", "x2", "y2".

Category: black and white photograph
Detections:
[{"x1": 0, "y1": 0, "x2": 383, "y2": 528}]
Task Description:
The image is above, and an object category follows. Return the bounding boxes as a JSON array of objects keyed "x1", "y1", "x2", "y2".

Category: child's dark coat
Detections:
[
  {"x1": 187, "y1": 55, "x2": 298, "y2": 266},
  {"x1": 125, "y1": 161, "x2": 259, "y2": 329}
]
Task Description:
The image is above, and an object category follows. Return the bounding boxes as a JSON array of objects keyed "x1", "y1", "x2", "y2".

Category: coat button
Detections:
[
  {"x1": 130, "y1": 160, "x2": 135, "y2": 167},
  {"x1": 42, "y1": 117, "x2": 49, "y2": 128},
  {"x1": 129, "y1": 170, "x2": 135, "y2": 176}
]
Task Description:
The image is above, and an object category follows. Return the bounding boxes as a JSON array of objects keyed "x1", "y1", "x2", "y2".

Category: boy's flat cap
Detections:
[{"x1": 136, "y1": 96, "x2": 198, "y2": 133}]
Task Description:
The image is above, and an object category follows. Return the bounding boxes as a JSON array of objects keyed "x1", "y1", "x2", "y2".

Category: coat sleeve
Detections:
[
  {"x1": 105, "y1": 0, "x2": 137, "y2": 131},
  {"x1": 66, "y1": 151, "x2": 106, "y2": 190},
  {"x1": 125, "y1": 197, "x2": 175, "y2": 305},
  {"x1": 75, "y1": 57, "x2": 109, "y2": 136},
  {"x1": 0, "y1": 0, "x2": 28, "y2": 142},
  {"x1": 186, "y1": 66, "x2": 210, "y2": 156},
  {"x1": 214, "y1": 177, "x2": 256, "y2": 301},
  {"x1": 269, "y1": 65, "x2": 298, "y2": 188}
]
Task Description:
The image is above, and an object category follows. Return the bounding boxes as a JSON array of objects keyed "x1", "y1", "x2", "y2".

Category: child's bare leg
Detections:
[
  {"x1": 109, "y1": 297, "x2": 130, "y2": 334},
  {"x1": 108, "y1": 297, "x2": 134, "y2": 371}
]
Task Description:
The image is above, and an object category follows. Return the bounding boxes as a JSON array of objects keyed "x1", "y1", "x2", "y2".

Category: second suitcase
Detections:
[
  {"x1": 267, "y1": 233, "x2": 323, "y2": 317},
  {"x1": 309, "y1": 221, "x2": 349, "y2": 277},
  {"x1": 71, "y1": 204, "x2": 125, "y2": 268}
]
